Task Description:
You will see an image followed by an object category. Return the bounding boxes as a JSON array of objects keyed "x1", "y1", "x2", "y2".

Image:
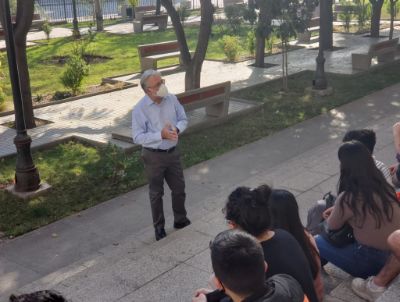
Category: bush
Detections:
[
  {"x1": 177, "y1": 2, "x2": 191, "y2": 25},
  {"x1": 221, "y1": 35, "x2": 240, "y2": 62},
  {"x1": 265, "y1": 34, "x2": 276, "y2": 54},
  {"x1": 60, "y1": 54, "x2": 89, "y2": 95},
  {"x1": 41, "y1": 20, "x2": 52, "y2": 40},
  {"x1": 339, "y1": 1, "x2": 354, "y2": 32},
  {"x1": 224, "y1": 4, "x2": 245, "y2": 34},
  {"x1": 354, "y1": 0, "x2": 371, "y2": 30},
  {"x1": 247, "y1": 30, "x2": 256, "y2": 56}
]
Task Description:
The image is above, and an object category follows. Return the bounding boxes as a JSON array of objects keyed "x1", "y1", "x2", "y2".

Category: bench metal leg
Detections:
[{"x1": 206, "y1": 101, "x2": 229, "y2": 118}]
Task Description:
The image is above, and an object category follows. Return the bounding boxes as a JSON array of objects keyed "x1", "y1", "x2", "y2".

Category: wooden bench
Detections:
[
  {"x1": 223, "y1": 0, "x2": 244, "y2": 7},
  {"x1": 297, "y1": 17, "x2": 320, "y2": 43},
  {"x1": 352, "y1": 38, "x2": 399, "y2": 70},
  {"x1": 134, "y1": 5, "x2": 156, "y2": 21},
  {"x1": 133, "y1": 13, "x2": 168, "y2": 33},
  {"x1": 138, "y1": 40, "x2": 186, "y2": 72},
  {"x1": 176, "y1": 81, "x2": 231, "y2": 118}
]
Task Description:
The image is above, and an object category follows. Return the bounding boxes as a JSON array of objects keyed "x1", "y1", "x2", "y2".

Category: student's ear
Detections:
[
  {"x1": 227, "y1": 220, "x2": 237, "y2": 230},
  {"x1": 212, "y1": 275, "x2": 224, "y2": 290},
  {"x1": 264, "y1": 261, "x2": 268, "y2": 273}
]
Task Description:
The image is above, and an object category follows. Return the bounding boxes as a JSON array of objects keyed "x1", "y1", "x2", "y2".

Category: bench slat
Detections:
[
  {"x1": 179, "y1": 86, "x2": 227, "y2": 105},
  {"x1": 139, "y1": 41, "x2": 179, "y2": 57},
  {"x1": 146, "y1": 51, "x2": 181, "y2": 60}
]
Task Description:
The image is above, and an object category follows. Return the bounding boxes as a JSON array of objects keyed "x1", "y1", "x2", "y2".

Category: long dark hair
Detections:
[
  {"x1": 269, "y1": 189, "x2": 319, "y2": 279},
  {"x1": 338, "y1": 141, "x2": 398, "y2": 228}
]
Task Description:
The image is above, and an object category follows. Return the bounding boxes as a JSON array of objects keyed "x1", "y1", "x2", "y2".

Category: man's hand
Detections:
[
  {"x1": 192, "y1": 288, "x2": 211, "y2": 302},
  {"x1": 323, "y1": 206, "x2": 334, "y2": 220},
  {"x1": 161, "y1": 124, "x2": 178, "y2": 141}
]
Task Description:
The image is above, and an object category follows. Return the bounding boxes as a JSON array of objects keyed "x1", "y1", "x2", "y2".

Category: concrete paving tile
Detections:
[
  {"x1": 329, "y1": 280, "x2": 366, "y2": 302},
  {"x1": 377, "y1": 275, "x2": 400, "y2": 302},
  {"x1": 0, "y1": 257, "x2": 40, "y2": 297},
  {"x1": 184, "y1": 248, "x2": 212, "y2": 274},
  {"x1": 190, "y1": 214, "x2": 226, "y2": 238},
  {"x1": 116, "y1": 263, "x2": 210, "y2": 302}
]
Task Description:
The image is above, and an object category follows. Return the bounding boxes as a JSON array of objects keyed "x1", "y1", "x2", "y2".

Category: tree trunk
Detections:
[
  {"x1": 370, "y1": 0, "x2": 384, "y2": 37},
  {"x1": 0, "y1": 0, "x2": 36, "y2": 128},
  {"x1": 161, "y1": 0, "x2": 213, "y2": 91},
  {"x1": 320, "y1": 0, "x2": 333, "y2": 50},
  {"x1": 389, "y1": 1, "x2": 397, "y2": 40},
  {"x1": 94, "y1": 0, "x2": 103, "y2": 32},
  {"x1": 156, "y1": 0, "x2": 161, "y2": 15},
  {"x1": 255, "y1": 36, "x2": 265, "y2": 67}
]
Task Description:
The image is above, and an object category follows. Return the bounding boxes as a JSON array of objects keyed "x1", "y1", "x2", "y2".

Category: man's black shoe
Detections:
[
  {"x1": 155, "y1": 227, "x2": 167, "y2": 241},
  {"x1": 173, "y1": 218, "x2": 191, "y2": 229}
]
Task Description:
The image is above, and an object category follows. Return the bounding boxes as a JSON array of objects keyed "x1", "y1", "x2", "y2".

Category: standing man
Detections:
[{"x1": 132, "y1": 70, "x2": 191, "y2": 241}]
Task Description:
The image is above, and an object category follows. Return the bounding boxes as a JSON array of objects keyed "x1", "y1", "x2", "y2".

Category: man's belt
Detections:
[{"x1": 144, "y1": 146, "x2": 176, "y2": 153}]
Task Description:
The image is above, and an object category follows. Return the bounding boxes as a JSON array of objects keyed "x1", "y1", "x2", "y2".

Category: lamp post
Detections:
[
  {"x1": 0, "y1": 0, "x2": 41, "y2": 192},
  {"x1": 313, "y1": 1, "x2": 328, "y2": 90},
  {"x1": 72, "y1": 0, "x2": 80, "y2": 39}
]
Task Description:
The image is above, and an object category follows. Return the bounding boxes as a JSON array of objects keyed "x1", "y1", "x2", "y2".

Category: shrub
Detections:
[
  {"x1": 265, "y1": 34, "x2": 276, "y2": 54},
  {"x1": 41, "y1": 21, "x2": 52, "y2": 40},
  {"x1": 354, "y1": 0, "x2": 371, "y2": 30},
  {"x1": 221, "y1": 35, "x2": 240, "y2": 62},
  {"x1": 177, "y1": 2, "x2": 191, "y2": 25},
  {"x1": 247, "y1": 30, "x2": 256, "y2": 56},
  {"x1": 339, "y1": 1, "x2": 354, "y2": 32},
  {"x1": 60, "y1": 54, "x2": 89, "y2": 95},
  {"x1": 224, "y1": 4, "x2": 245, "y2": 34}
]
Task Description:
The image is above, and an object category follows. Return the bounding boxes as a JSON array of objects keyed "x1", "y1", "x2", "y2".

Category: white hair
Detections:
[{"x1": 140, "y1": 69, "x2": 162, "y2": 91}]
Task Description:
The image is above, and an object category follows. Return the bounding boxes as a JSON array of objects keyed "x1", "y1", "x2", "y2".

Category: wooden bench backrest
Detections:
[
  {"x1": 223, "y1": 0, "x2": 244, "y2": 7},
  {"x1": 308, "y1": 17, "x2": 320, "y2": 28},
  {"x1": 369, "y1": 38, "x2": 399, "y2": 55},
  {"x1": 138, "y1": 40, "x2": 180, "y2": 58},
  {"x1": 176, "y1": 81, "x2": 231, "y2": 108},
  {"x1": 134, "y1": 5, "x2": 156, "y2": 13}
]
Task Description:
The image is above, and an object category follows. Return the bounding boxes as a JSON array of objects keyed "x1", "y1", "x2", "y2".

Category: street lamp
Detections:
[
  {"x1": 313, "y1": 1, "x2": 328, "y2": 90},
  {"x1": 72, "y1": 0, "x2": 80, "y2": 39},
  {"x1": 1, "y1": 0, "x2": 41, "y2": 192}
]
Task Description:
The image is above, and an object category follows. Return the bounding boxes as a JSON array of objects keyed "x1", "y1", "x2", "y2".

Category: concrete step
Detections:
[
  {"x1": 10, "y1": 209, "x2": 226, "y2": 302},
  {"x1": 376, "y1": 275, "x2": 400, "y2": 302}
]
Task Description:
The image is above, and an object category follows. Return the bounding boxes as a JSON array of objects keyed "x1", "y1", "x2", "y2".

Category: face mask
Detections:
[{"x1": 156, "y1": 83, "x2": 169, "y2": 98}]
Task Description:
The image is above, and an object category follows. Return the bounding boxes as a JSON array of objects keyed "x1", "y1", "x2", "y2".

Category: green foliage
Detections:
[
  {"x1": 177, "y1": 2, "x2": 191, "y2": 25},
  {"x1": 224, "y1": 4, "x2": 246, "y2": 34},
  {"x1": 243, "y1": 5, "x2": 257, "y2": 25},
  {"x1": 60, "y1": 51, "x2": 89, "y2": 95},
  {"x1": 41, "y1": 21, "x2": 52, "y2": 40},
  {"x1": 339, "y1": 1, "x2": 355, "y2": 32},
  {"x1": 354, "y1": 0, "x2": 371, "y2": 29},
  {"x1": 128, "y1": 0, "x2": 139, "y2": 7},
  {"x1": 265, "y1": 34, "x2": 276, "y2": 53},
  {"x1": 220, "y1": 35, "x2": 240, "y2": 62},
  {"x1": 385, "y1": 0, "x2": 400, "y2": 16},
  {"x1": 247, "y1": 30, "x2": 256, "y2": 56}
]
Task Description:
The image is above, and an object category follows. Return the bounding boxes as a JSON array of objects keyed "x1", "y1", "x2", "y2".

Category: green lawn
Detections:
[
  {"x1": 0, "y1": 24, "x2": 253, "y2": 109},
  {"x1": 2, "y1": 61, "x2": 400, "y2": 237}
]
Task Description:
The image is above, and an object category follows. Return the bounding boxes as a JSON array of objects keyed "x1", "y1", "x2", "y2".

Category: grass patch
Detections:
[
  {"x1": 2, "y1": 61, "x2": 400, "y2": 236},
  {"x1": 0, "y1": 24, "x2": 289, "y2": 108}
]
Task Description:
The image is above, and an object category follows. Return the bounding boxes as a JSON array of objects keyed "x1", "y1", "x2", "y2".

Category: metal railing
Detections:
[{"x1": 35, "y1": 0, "x2": 224, "y2": 23}]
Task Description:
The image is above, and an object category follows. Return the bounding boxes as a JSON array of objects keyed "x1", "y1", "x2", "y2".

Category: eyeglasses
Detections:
[{"x1": 147, "y1": 79, "x2": 165, "y2": 89}]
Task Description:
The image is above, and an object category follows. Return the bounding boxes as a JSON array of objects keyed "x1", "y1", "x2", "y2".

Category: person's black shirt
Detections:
[{"x1": 261, "y1": 229, "x2": 318, "y2": 302}]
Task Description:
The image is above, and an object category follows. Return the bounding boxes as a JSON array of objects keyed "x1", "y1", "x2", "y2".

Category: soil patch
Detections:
[
  {"x1": 1, "y1": 117, "x2": 53, "y2": 129},
  {"x1": 248, "y1": 63, "x2": 279, "y2": 69},
  {"x1": 47, "y1": 54, "x2": 112, "y2": 65}
]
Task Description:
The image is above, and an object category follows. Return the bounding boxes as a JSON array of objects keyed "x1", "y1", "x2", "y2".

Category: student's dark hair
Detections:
[
  {"x1": 9, "y1": 290, "x2": 68, "y2": 302},
  {"x1": 342, "y1": 129, "x2": 376, "y2": 154},
  {"x1": 338, "y1": 141, "x2": 399, "y2": 228},
  {"x1": 224, "y1": 185, "x2": 272, "y2": 237},
  {"x1": 269, "y1": 189, "x2": 319, "y2": 279},
  {"x1": 210, "y1": 230, "x2": 266, "y2": 296}
]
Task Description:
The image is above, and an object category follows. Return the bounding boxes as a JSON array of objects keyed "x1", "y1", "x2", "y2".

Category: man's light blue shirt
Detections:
[{"x1": 132, "y1": 94, "x2": 188, "y2": 150}]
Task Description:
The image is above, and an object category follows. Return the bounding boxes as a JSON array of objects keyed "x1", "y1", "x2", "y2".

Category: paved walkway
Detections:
[{"x1": 1, "y1": 81, "x2": 400, "y2": 301}]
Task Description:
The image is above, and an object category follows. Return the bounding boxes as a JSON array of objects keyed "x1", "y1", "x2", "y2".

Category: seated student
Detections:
[
  {"x1": 9, "y1": 290, "x2": 68, "y2": 302},
  {"x1": 224, "y1": 185, "x2": 319, "y2": 302},
  {"x1": 351, "y1": 229, "x2": 400, "y2": 301},
  {"x1": 192, "y1": 229, "x2": 304, "y2": 302},
  {"x1": 306, "y1": 128, "x2": 392, "y2": 235},
  {"x1": 390, "y1": 123, "x2": 400, "y2": 187},
  {"x1": 314, "y1": 141, "x2": 400, "y2": 300},
  {"x1": 269, "y1": 189, "x2": 324, "y2": 302}
]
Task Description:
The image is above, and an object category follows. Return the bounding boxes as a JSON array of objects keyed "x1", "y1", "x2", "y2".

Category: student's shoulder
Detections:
[{"x1": 265, "y1": 274, "x2": 304, "y2": 302}]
